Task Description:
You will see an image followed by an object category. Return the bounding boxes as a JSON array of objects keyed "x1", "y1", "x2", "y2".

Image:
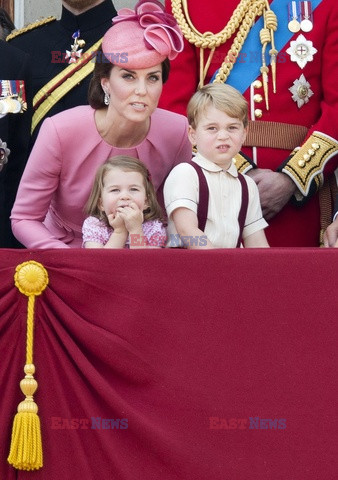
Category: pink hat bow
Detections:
[{"x1": 112, "y1": 0, "x2": 183, "y2": 60}]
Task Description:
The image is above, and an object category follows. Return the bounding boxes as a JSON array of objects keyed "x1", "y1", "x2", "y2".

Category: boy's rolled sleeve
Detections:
[
  {"x1": 242, "y1": 177, "x2": 268, "y2": 239},
  {"x1": 164, "y1": 163, "x2": 199, "y2": 218}
]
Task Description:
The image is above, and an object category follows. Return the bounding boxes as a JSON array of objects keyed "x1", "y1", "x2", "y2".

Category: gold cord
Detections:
[{"x1": 171, "y1": 0, "x2": 278, "y2": 100}]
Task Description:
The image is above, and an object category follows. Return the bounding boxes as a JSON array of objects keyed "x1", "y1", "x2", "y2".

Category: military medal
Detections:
[
  {"x1": 65, "y1": 30, "x2": 86, "y2": 64},
  {"x1": 300, "y1": 1, "x2": 313, "y2": 32},
  {"x1": 289, "y1": 74, "x2": 313, "y2": 108},
  {"x1": 288, "y1": 1, "x2": 300, "y2": 33},
  {"x1": 0, "y1": 139, "x2": 10, "y2": 169},
  {"x1": 0, "y1": 80, "x2": 27, "y2": 116},
  {"x1": 286, "y1": 33, "x2": 317, "y2": 69}
]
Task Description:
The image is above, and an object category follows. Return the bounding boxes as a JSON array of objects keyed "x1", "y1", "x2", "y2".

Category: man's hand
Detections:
[
  {"x1": 247, "y1": 169, "x2": 297, "y2": 220},
  {"x1": 323, "y1": 217, "x2": 338, "y2": 247}
]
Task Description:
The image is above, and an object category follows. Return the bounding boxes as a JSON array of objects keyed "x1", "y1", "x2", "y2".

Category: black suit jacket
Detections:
[
  {"x1": 9, "y1": 0, "x2": 117, "y2": 141},
  {"x1": 0, "y1": 40, "x2": 32, "y2": 247}
]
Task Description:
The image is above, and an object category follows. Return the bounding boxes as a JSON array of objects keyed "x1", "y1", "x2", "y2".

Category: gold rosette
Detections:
[{"x1": 15, "y1": 261, "x2": 49, "y2": 296}]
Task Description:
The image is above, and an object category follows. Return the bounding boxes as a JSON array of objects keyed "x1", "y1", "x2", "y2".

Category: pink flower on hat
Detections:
[{"x1": 102, "y1": 0, "x2": 183, "y2": 69}]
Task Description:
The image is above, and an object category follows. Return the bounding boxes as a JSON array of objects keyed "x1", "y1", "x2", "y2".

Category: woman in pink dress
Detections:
[{"x1": 11, "y1": 0, "x2": 191, "y2": 248}]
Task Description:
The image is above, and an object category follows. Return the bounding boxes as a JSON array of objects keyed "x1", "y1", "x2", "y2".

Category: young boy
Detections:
[{"x1": 164, "y1": 83, "x2": 269, "y2": 248}]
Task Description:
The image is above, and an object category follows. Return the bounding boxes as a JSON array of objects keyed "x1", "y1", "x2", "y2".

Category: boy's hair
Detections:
[
  {"x1": 85, "y1": 155, "x2": 163, "y2": 224},
  {"x1": 187, "y1": 83, "x2": 248, "y2": 129}
]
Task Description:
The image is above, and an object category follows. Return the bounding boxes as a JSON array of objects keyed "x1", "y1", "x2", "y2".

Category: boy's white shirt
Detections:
[{"x1": 164, "y1": 153, "x2": 268, "y2": 248}]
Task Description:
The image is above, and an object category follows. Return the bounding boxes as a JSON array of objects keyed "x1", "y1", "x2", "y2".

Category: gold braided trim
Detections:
[
  {"x1": 171, "y1": 0, "x2": 277, "y2": 100},
  {"x1": 31, "y1": 38, "x2": 102, "y2": 133},
  {"x1": 233, "y1": 153, "x2": 254, "y2": 174},
  {"x1": 6, "y1": 17, "x2": 56, "y2": 41},
  {"x1": 282, "y1": 132, "x2": 338, "y2": 197},
  {"x1": 244, "y1": 121, "x2": 308, "y2": 150},
  {"x1": 172, "y1": 0, "x2": 255, "y2": 48},
  {"x1": 172, "y1": 0, "x2": 266, "y2": 87}
]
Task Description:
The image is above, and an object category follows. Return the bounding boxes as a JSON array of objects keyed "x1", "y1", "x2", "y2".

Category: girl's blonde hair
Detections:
[
  {"x1": 85, "y1": 156, "x2": 163, "y2": 224},
  {"x1": 187, "y1": 83, "x2": 248, "y2": 129}
]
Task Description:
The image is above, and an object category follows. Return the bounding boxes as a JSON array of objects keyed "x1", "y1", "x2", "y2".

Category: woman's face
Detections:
[{"x1": 101, "y1": 64, "x2": 163, "y2": 124}]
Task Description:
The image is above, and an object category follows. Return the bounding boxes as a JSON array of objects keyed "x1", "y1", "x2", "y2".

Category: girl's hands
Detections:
[
  {"x1": 116, "y1": 202, "x2": 144, "y2": 234},
  {"x1": 108, "y1": 212, "x2": 128, "y2": 235},
  {"x1": 103, "y1": 203, "x2": 143, "y2": 249}
]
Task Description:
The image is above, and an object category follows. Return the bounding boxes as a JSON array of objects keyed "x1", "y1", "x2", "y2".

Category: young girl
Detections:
[{"x1": 83, "y1": 156, "x2": 166, "y2": 249}]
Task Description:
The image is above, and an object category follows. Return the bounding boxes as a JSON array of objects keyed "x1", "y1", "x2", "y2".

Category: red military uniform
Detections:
[{"x1": 159, "y1": 0, "x2": 338, "y2": 246}]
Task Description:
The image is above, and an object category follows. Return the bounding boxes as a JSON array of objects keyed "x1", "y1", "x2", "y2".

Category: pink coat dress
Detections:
[{"x1": 11, "y1": 105, "x2": 191, "y2": 248}]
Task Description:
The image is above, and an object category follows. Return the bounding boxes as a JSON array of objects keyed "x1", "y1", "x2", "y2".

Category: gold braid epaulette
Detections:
[
  {"x1": 6, "y1": 16, "x2": 56, "y2": 41},
  {"x1": 282, "y1": 132, "x2": 338, "y2": 197}
]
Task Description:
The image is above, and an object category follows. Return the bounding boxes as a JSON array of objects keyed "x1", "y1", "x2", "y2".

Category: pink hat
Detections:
[{"x1": 101, "y1": 0, "x2": 183, "y2": 69}]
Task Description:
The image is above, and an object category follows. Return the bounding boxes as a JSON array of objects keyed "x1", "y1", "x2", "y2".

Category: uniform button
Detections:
[
  {"x1": 253, "y1": 94, "x2": 263, "y2": 103},
  {"x1": 252, "y1": 80, "x2": 262, "y2": 88}
]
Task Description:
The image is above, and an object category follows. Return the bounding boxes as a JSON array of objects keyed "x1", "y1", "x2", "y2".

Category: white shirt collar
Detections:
[{"x1": 193, "y1": 152, "x2": 239, "y2": 177}]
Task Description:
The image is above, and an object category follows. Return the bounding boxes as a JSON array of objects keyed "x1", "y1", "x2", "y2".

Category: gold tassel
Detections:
[
  {"x1": 7, "y1": 261, "x2": 49, "y2": 471},
  {"x1": 265, "y1": 6, "x2": 278, "y2": 93},
  {"x1": 259, "y1": 22, "x2": 271, "y2": 111}
]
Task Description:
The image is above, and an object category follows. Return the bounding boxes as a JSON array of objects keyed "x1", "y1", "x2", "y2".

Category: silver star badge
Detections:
[
  {"x1": 289, "y1": 74, "x2": 314, "y2": 108},
  {"x1": 286, "y1": 34, "x2": 317, "y2": 69},
  {"x1": 65, "y1": 44, "x2": 83, "y2": 64},
  {"x1": 0, "y1": 139, "x2": 10, "y2": 170}
]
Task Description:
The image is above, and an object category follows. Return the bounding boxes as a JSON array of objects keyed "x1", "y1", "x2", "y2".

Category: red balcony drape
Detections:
[{"x1": 0, "y1": 248, "x2": 337, "y2": 479}]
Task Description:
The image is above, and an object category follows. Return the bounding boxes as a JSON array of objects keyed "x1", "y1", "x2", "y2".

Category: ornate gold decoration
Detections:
[
  {"x1": 171, "y1": 0, "x2": 277, "y2": 108},
  {"x1": 6, "y1": 16, "x2": 56, "y2": 41},
  {"x1": 15, "y1": 261, "x2": 49, "y2": 296},
  {"x1": 234, "y1": 152, "x2": 254, "y2": 173},
  {"x1": 8, "y1": 261, "x2": 49, "y2": 471},
  {"x1": 282, "y1": 132, "x2": 338, "y2": 196}
]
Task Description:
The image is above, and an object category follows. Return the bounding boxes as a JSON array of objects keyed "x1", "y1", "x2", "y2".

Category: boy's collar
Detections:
[{"x1": 193, "y1": 153, "x2": 238, "y2": 177}]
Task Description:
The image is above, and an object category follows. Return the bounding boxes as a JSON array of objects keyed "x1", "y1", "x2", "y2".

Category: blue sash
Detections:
[{"x1": 210, "y1": 0, "x2": 323, "y2": 93}]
